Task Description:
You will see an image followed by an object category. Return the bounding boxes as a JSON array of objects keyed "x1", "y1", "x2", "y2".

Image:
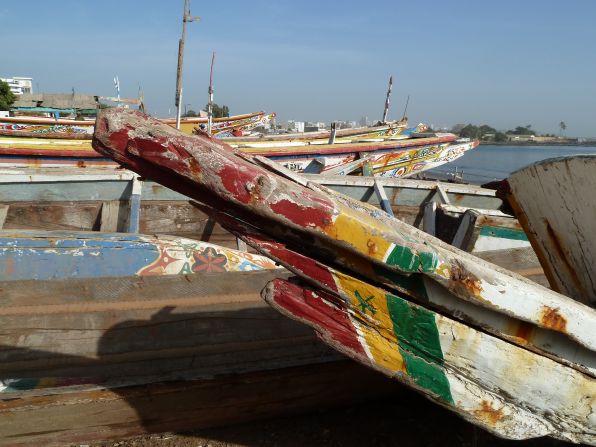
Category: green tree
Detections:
[
  {"x1": 478, "y1": 124, "x2": 496, "y2": 135},
  {"x1": 459, "y1": 124, "x2": 480, "y2": 139},
  {"x1": 207, "y1": 103, "x2": 229, "y2": 118},
  {"x1": 183, "y1": 109, "x2": 198, "y2": 117},
  {"x1": 508, "y1": 126, "x2": 536, "y2": 136},
  {"x1": 0, "y1": 80, "x2": 16, "y2": 111},
  {"x1": 559, "y1": 121, "x2": 567, "y2": 136},
  {"x1": 494, "y1": 132, "x2": 508, "y2": 142}
]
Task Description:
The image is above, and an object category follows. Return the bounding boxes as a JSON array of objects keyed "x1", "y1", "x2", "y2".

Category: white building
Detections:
[
  {"x1": 1, "y1": 77, "x2": 33, "y2": 95},
  {"x1": 287, "y1": 120, "x2": 305, "y2": 133}
]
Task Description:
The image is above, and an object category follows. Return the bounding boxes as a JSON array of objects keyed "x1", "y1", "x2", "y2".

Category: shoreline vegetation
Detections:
[{"x1": 449, "y1": 123, "x2": 596, "y2": 146}]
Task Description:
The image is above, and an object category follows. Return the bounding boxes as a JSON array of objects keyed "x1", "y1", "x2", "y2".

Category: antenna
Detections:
[{"x1": 174, "y1": 0, "x2": 200, "y2": 129}]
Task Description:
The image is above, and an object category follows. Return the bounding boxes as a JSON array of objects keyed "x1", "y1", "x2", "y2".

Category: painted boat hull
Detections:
[
  {"x1": 90, "y1": 108, "x2": 596, "y2": 444},
  {"x1": 0, "y1": 132, "x2": 475, "y2": 178},
  {"x1": 0, "y1": 111, "x2": 273, "y2": 140},
  {"x1": 0, "y1": 230, "x2": 403, "y2": 445}
]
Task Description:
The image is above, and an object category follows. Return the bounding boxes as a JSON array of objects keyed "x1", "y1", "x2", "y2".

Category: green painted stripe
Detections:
[
  {"x1": 385, "y1": 245, "x2": 438, "y2": 273},
  {"x1": 386, "y1": 294, "x2": 453, "y2": 404},
  {"x1": 373, "y1": 264, "x2": 428, "y2": 299},
  {"x1": 479, "y1": 225, "x2": 528, "y2": 241}
]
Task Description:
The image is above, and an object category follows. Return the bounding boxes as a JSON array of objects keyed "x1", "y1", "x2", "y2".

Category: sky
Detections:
[{"x1": 2, "y1": 0, "x2": 596, "y2": 136}]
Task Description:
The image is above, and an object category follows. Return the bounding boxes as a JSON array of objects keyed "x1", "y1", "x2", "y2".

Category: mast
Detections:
[
  {"x1": 207, "y1": 52, "x2": 216, "y2": 133},
  {"x1": 401, "y1": 94, "x2": 410, "y2": 121},
  {"x1": 381, "y1": 75, "x2": 393, "y2": 123},
  {"x1": 174, "y1": 0, "x2": 200, "y2": 130}
]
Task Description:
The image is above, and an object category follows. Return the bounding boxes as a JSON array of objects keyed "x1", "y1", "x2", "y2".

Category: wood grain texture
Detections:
[
  {"x1": 507, "y1": 155, "x2": 596, "y2": 307},
  {"x1": 0, "y1": 361, "x2": 399, "y2": 447}
]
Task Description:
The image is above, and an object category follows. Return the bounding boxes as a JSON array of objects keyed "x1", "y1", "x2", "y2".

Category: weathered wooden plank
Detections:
[
  {"x1": 264, "y1": 278, "x2": 596, "y2": 444},
  {"x1": 423, "y1": 201, "x2": 437, "y2": 236},
  {"x1": 0, "y1": 361, "x2": 400, "y2": 447},
  {"x1": 436, "y1": 183, "x2": 451, "y2": 204},
  {"x1": 0, "y1": 204, "x2": 8, "y2": 229},
  {"x1": 127, "y1": 175, "x2": 143, "y2": 233},
  {"x1": 214, "y1": 221, "x2": 595, "y2": 443},
  {"x1": 0, "y1": 271, "x2": 344, "y2": 385},
  {"x1": 506, "y1": 155, "x2": 596, "y2": 307},
  {"x1": 99, "y1": 201, "x2": 119, "y2": 232}
]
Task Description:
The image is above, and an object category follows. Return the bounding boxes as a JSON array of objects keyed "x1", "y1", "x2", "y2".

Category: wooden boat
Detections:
[
  {"x1": 92, "y1": 108, "x2": 596, "y2": 444},
  {"x1": 219, "y1": 118, "x2": 414, "y2": 145},
  {"x1": 161, "y1": 111, "x2": 276, "y2": 136},
  {"x1": 0, "y1": 121, "x2": 477, "y2": 178},
  {"x1": 0, "y1": 228, "x2": 405, "y2": 446},
  {"x1": 0, "y1": 111, "x2": 274, "y2": 140},
  {"x1": 505, "y1": 155, "x2": 596, "y2": 307},
  {"x1": 0, "y1": 167, "x2": 509, "y2": 248}
]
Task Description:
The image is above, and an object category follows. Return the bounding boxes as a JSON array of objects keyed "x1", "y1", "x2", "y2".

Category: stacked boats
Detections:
[
  {"x1": 0, "y1": 105, "x2": 476, "y2": 176},
  {"x1": 92, "y1": 109, "x2": 595, "y2": 444},
  {"x1": 4, "y1": 108, "x2": 593, "y2": 445}
]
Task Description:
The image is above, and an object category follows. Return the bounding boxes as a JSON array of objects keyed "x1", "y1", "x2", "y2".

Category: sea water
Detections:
[{"x1": 428, "y1": 144, "x2": 596, "y2": 184}]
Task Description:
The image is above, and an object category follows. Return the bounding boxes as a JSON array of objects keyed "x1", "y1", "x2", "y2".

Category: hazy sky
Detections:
[{"x1": 3, "y1": 0, "x2": 595, "y2": 136}]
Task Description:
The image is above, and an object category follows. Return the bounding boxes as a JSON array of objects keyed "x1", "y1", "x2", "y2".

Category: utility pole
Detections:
[
  {"x1": 207, "y1": 52, "x2": 216, "y2": 133},
  {"x1": 381, "y1": 75, "x2": 393, "y2": 123},
  {"x1": 174, "y1": 0, "x2": 200, "y2": 129}
]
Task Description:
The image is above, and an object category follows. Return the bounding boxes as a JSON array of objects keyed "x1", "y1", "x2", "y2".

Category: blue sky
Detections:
[{"x1": 2, "y1": 0, "x2": 595, "y2": 136}]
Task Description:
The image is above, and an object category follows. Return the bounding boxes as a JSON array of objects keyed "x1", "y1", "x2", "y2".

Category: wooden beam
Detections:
[
  {"x1": 451, "y1": 210, "x2": 480, "y2": 250},
  {"x1": 435, "y1": 184, "x2": 451, "y2": 204},
  {"x1": 423, "y1": 201, "x2": 436, "y2": 236},
  {"x1": 99, "y1": 201, "x2": 120, "y2": 232},
  {"x1": 127, "y1": 176, "x2": 143, "y2": 233},
  {"x1": 373, "y1": 179, "x2": 394, "y2": 217},
  {"x1": 0, "y1": 204, "x2": 8, "y2": 229}
]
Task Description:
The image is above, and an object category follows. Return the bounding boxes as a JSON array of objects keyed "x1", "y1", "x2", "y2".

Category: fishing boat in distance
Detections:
[
  {"x1": 0, "y1": 113, "x2": 477, "y2": 177},
  {"x1": 0, "y1": 109, "x2": 275, "y2": 138},
  {"x1": 91, "y1": 108, "x2": 596, "y2": 445}
]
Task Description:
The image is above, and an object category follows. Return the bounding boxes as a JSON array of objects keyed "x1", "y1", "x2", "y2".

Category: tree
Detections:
[
  {"x1": 494, "y1": 132, "x2": 508, "y2": 142},
  {"x1": 459, "y1": 124, "x2": 480, "y2": 139},
  {"x1": 0, "y1": 80, "x2": 16, "y2": 111},
  {"x1": 508, "y1": 126, "x2": 536, "y2": 136},
  {"x1": 559, "y1": 121, "x2": 567, "y2": 136},
  {"x1": 183, "y1": 109, "x2": 198, "y2": 117},
  {"x1": 207, "y1": 103, "x2": 229, "y2": 118}
]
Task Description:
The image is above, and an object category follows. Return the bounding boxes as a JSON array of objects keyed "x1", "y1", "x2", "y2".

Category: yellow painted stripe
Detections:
[
  {"x1": 324, "y1": 203, "x2": 394, "y2": 262},
  {"x1": 334, "y1": 272, "x2": 406, "y2": 374}
]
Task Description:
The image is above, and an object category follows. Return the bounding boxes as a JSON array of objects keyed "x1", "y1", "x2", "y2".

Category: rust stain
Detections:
[
  {"x1": 539, "y1": 305, "x2": 567, "y2": 332},
  {"x1": 453, "y1": 193, "x2": 465, "y2": 204},
  {"x1": 151, "y1": 184, "x2": 163, "y2": 195},
  {"x1": 472, "y1": 400, "x2": 505, "y2": 426},
  {"x1": 366, "y1": 239, "x2": 378, "y2": 255},
  {"x1": 449, "y1": 260, "x2": 483, "y2": 297},
  {"x1": 76, "y1": 160, "x2": 87, "y2": 168},
  {"x1": 513, "y1": 321, "x2": 534, "y2": 343}
]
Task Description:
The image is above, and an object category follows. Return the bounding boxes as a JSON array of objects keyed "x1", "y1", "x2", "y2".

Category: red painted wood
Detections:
[{"x1": 264, "y1": 278, "x2": 368, "y2": 360}]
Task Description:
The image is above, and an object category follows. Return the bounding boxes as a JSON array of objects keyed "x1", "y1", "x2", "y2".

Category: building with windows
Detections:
[
  {"x1": 0, "y1": 77, "x2": 34, "y2": 95},
  {"x1": 287, "y1": 120, "x2": 305, "y2": 133}
]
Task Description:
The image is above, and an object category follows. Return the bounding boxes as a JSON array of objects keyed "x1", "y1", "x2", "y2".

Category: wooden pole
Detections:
[
  {"x1": 207, "y1": 52, "x2": 216, "y2": 134},
  {"x1": 381, "y1": 75, "x2": 393, "y2": 123},
  {"x1": 401, "y1": 94, "x2": 410, "y2": 121},
  {"x1": 174, "y1": 0, "x2": 199, "y2": 130}
]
